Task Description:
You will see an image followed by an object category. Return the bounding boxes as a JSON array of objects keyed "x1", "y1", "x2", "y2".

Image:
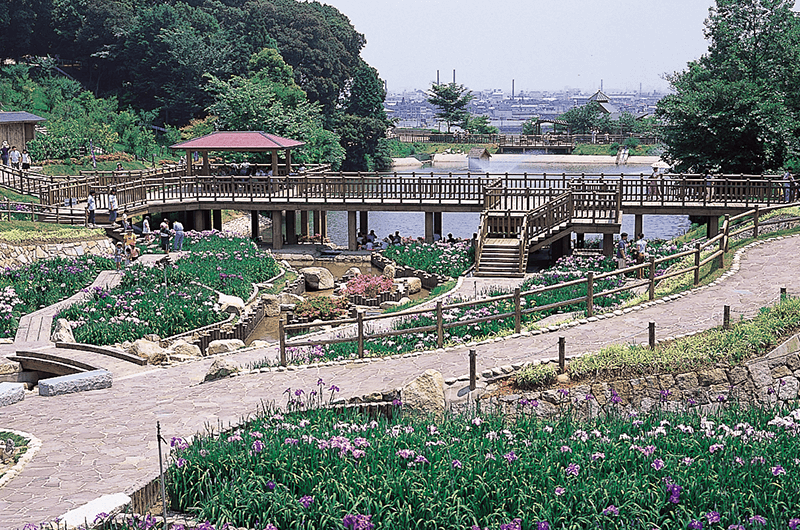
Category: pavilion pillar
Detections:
[
  {"x1": 576, "y1": 233, "x2": 585, "y2": 249},
  {"x1": 424, "y1": 211, "x2": 434, "y2": 243},
  {"x1": 603, "y1": 233, "x2": 614, "y2": 258},
  {"x1": 634, "y1": 214, "x2": 643, "y2": 239},
  {"x1": 202, "y1": 151, "x2": 210, "y2": 176},
  {"x1": 285, "y1": 148, "x2": 292, "y2": 174},
  {"x1": 251, "y1": 210, "x2": 260, "y2": 241},
  {"x1": 434, "y1": 212, "x2": 442, "y2": 239},
  {"x1": 212, "y1": 210, "x2": 222, "y2": 231},
  {"x1": 285, "y1": 210, "x2": 298, "y2": 245},
  {"x1": 707, "y1": 216, "x2": 719, "y2": 240},
  {"x1": 300, "y1": 210, "x2": 309, "y2": 238},
  {"x1": 348, "y1": 211, "x2": 358, "y2": 251},
  {"x1": 271, "y1": 210, "x2": 283, "y2": 250},
  {"x1": 271, "y1": 150, "x2": 278, "y2": 176},
  {"x1": 359, "y1": 211, "x2": 368, "y2": 238},
  {"x1": 185, "y1": 150, "x2": 192, "y2": 176}
]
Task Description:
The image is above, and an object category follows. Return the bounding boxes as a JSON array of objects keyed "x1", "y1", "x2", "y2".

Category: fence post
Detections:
[
  {"x1": 469, "y1": 348, "x2": 477, "y2": 391},
  {"x1": 279, "y1": 317, "x2": 286, "y2": 366},
  {"x1": 558, "y1": 336, "x2": 566, "y2": 373},
  {"x1": 357, "y1": 311, "x2": 364, "y2": 358},
  {"x1": 723, "y1": 305, "x2": 731, "y2": 330},
  {"x1": 648, "y1": 322, "x2": 656, "y2": 350},
  {"x1": 586, "y1": 271, "x2": 594, "y2": 317},
  {"x1": 753, "y1": 205, "x2": 759, "y2": 238},
  {"x1": 694, "y1": 243, "x2": 701, "y2": 285},
  {"x1": 436, "y1": 301, "x2": 444, "y2": 349},
  {"x1": 781, "y1": 287, "x2": 787, "y2": 301},
  {"x1": 514, "y1": 288, "x2": 521, "y2": 334},
  {"x1": 5, "y1": 198, "x2": 9, "y2": 221},
  {"x1": 648, "y1": 256, "x2": 656, "y2": 300}
]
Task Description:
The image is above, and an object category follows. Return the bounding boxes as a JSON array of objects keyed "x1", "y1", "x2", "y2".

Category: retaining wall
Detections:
[{"x1": 0, "y1": 238, "x2": 114, "y2": 269}]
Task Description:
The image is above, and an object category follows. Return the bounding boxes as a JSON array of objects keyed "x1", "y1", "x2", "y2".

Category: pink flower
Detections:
[{"x1": 554, "y1": 487, "x2": 565, "y2": 496}]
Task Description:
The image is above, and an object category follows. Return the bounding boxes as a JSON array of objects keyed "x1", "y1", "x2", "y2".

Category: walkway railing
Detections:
[
  {"x1": 389, "y1": 131, "x2": 661, "y2": 146},
  {"x1": 276, "y1": 202, "x2": 795, "y2": 362}
]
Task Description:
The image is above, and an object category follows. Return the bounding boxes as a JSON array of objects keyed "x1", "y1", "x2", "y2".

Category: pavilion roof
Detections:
[
  {"x1": 0, "y1": 111, "x2": 46, "y2": 123},
  {"x1": 170, "y1": 131, "x2": 305, "y2": 152}
]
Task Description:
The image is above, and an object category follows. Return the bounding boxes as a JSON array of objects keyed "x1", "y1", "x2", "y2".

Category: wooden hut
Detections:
[
  {"x1": 0, "y1": 111, "x2": 46, "y2": 152},
  {"x1": 468, "y1": 147, "x2": 491, "y2": 171}
]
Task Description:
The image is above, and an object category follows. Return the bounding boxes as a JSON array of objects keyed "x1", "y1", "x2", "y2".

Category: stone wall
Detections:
[
  {"x1": 482, "y1": 334, "x2": 800, "y2": 420},
  {"x1": 0, "y1": 238, "x2": 114, "y2": 269}
]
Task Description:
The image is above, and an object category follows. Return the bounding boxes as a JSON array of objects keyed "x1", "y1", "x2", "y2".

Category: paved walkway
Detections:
[{"x1": 0, "y1": 236, "x2": 796, "y2": 529}]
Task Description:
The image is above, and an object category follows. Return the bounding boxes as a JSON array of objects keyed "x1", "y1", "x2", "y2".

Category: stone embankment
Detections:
[{"x1": 0, "y1": 239, "x2": 114, "y2": 269}]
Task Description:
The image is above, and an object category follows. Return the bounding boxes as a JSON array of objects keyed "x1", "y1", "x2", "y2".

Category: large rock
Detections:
[
  {"x1": 280, "y1": 293, "x2": 305, "y2": 305},
  {"x1": 206, "y1": 339, "x2": 245, "y2": 356},
  {"x1": 301, "y1": 267, "x2": 334, "y2": 290},
  {"x1": 262, "y1": 294, "x2": 281, "y2": 317},
  {"x1": 219, "y1": 293, "x2": 245, "y2": 315},
  {"x1": 50, "y1": 318, "x2": 75, "y2": 343},
  {"x1": 380, "y1": 300, "x2": 402, "y2": 310},
  {"x1": 396, "y1": 277, "x2": 422, "y2": 294},
  {"x1": 168, "y1": 339, "x2": 202, "y2": 358},
  {"x1": 0, "y1": 382, "x2": 25, "y2": 407},
  {"x1": 204, "y1": 358, "x2": 240, "y2": 382},
  {"x1": 401, "y1": 369, "x2": 446, "y2": 420},
  {"x1": 148, "y1": 351, "x2": 168, "y2": 365},
  {"x1": 130, "y1": 339, "x2": 166, "y2": 361},
  {"x1": 345, "y1": 266, "x2": 362, "y2": 278},
  {"x1": 39, "y1": 370, "x2": 112, "y2": 397},
  {"x1": 382, "y1": 264, "x2": 396, "y2": 280}
]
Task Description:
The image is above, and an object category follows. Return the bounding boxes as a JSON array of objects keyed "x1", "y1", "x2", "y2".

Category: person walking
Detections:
[
  {"x1": 108, "y1": 189, "x2": 118, "y2": 224},
  {"x1": 9, "y1": 146, "x2": 20, "y2": 169},
  {"x1": 114, "y1": 242, "x2": 124, "y2": 270},
  {"x1": 86, "y1": 190, "x2": 96, "y2": 227},
  {"x1": 1, "y1": 141, "x2": 9, "y2": 166},
  {"x1": 172, "y1": 219, "x2": 185, "y2": 251},
  {"x1": 159, "y1": 219, "x2": 171, "y2": 252},
  {"x1": 635, "y1": 233, "x2": 647, "y2": 279},
  {"x1": 21, "y1": 150, "x2": 31, "y2": 170},
  {"x1": 783, "y1": 171, "x2": 795, "y2": 203},
  {"x1": 142, "y1": 216, "x2": 151, "y2": 242},
  {"x1": 616, "y1": 232, "x2": 629, "y2": 270}
]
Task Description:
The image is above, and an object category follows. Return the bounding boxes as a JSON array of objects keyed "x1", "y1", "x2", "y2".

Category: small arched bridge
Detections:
[{"x1": 0, "y1": 165, "x2": 793, "y2": 277}]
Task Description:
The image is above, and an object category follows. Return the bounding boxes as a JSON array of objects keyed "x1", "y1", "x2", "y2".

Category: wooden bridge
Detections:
[{"x1": 0, "y1": 164, "x2": 792, "y2": 276}]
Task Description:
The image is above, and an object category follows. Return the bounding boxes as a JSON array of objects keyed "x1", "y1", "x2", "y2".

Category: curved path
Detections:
[{"x1": 0, "y1": 236, "x2": 796, "y2": 529}]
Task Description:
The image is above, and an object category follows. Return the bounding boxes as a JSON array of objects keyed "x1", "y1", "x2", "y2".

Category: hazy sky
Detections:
[{"x1": 320, "y1": 0, "x2": 719, "y2": 94}]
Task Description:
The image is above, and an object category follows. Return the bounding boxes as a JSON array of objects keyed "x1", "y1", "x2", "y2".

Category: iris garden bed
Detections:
[
  {"x1": 163, "y1": 394, "x2": 800, "y2": 530},
  {"x1": 381, "y1": 240, "x2": 475, "y2": 277},
  {"x1": 55, "y1": 231, "x2": 281, "y2": 345}
]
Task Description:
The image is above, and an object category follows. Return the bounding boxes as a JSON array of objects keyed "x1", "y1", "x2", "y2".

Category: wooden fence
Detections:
[{"x1": 276, "y1": 202, "x2": 792, "y2": 363}]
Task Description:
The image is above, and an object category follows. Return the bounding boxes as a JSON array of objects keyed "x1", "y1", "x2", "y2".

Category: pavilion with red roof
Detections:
[{"x1": 170, "y1": 131, "x2": 305, "y2": 176}]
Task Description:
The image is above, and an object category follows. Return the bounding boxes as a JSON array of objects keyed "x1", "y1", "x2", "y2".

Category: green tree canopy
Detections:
[
  {"x1": 427, "y1": 82, "x2": 474, "y2": 133},
  {"x1": 657, "y1": 0, "x2": 800, "y2": 173},
  {"x1": 338, "y1": 62, "x2": 392, "y2": 171}
]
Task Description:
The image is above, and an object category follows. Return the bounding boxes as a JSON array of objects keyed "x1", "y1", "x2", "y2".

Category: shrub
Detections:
[
  {"x1": 516, "y1": 362, "x2": 558, "y2": 389},
  {"x1": 294, "y1": 297, "x2": 349, "y2": 321},
  {"x1": 342, "y1": 274, "x2": 393, "y2": 298}
]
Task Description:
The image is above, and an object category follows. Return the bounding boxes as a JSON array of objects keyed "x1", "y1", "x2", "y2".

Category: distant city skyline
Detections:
[{"x1": 321, "y1": 0, "x2": 797, "y2": 94}]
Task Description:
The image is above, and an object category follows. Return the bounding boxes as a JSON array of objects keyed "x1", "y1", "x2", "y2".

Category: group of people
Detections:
[
  {"x1": 0, "y1": 141, "x2": 31, "y2": 169},
  {"x1": 616, "y1": 232, "x2": 648, "y2": 278}
]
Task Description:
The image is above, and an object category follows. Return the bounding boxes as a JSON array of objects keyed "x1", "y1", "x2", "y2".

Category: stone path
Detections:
[{"x1": 0, "y1": 236, "x2": 797, "y2": 529}]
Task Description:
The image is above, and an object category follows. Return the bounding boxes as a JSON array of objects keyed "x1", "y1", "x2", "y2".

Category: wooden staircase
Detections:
[{"x1": 475, "y1": 238, "x2": 524, "y2": 278}]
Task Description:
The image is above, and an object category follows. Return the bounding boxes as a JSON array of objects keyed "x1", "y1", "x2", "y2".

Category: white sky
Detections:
[{"x1": 318, "y1": 0, "x2": 720, "y2": 93}]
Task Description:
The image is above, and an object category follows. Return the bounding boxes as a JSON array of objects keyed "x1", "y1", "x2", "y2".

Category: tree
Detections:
[
  {"x1": 559, "y1": 101, "x2": 603, "y2": 134},
  {"x1": 463, "y1": 115, "x2": 498, "y2": 135},
  {"x1": 657, "y1": 0, "x2": 800, "y2": 173},
  {"x1": 427, "y1": 82, "x2": 474, "y2": 132}
]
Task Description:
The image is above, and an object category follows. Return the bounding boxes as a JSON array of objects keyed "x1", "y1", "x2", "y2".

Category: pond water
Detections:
[{"x1": 323, "y1": 160, "x2": 691, "y2": 246}]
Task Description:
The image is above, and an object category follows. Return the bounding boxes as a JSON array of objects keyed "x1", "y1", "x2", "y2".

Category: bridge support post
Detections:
[
  {"x1": 434, "y1": 212, "x2": 442, "y2": 239},
  {"x1": 602, "y1": 233, "x2": 614, "y2": 258},
  {"x1": 300, "y1": 210, "x2": 309, "y2": 238},
  {"x1": 424, "y1": 211, "x2": 434, "y2": 243},
  {"x1": 706, "y1": 216, "x2": 719, "y2": 240},
  {"x1": 251, "y1": 210, "x2": 260, "y2": 241},
  {"x1": 313, "y1": 210, "x2": 321, "y2": 237},
  {"x1": 576, "y1": 233, "x2": 585, "y2": 249},
  {"x1": 212, "y1": 210, "x2": 222, "y2": 231},
  {"x1": 348, "y1": 210, "x2": 358, "y2": 251},
  {"x1": 634, "y1": 214, "x2": 643, "y2": 238},
  {"x1": 359, "y1": 211, "x2": 368, "y2": 238},
  {"x1": 319, "y1": 210, "x2": 328, "y2": 239},
  {"x1": 271, "y1": 210, "x2": 283, "y2": 250},
  {"x1": 285, "y1": 210, "x2": 298, "y2": 245}
]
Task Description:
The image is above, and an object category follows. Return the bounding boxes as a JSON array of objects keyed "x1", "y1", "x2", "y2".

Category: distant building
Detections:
[
  {"x1": 0, "y1": 111, "x2": 46, "y2": 152},
  {"x1": 468, "y1": 147, "x2": 491, "y2": 171}
]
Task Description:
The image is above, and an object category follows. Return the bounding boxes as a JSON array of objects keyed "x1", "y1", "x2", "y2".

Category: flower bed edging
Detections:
[{"x1": 371, "y1": 252, "x2": 449, "y2": 290}]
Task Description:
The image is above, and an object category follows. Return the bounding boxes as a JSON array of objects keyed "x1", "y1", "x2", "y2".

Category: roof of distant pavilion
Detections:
[
  {"x1": 170, "y1": 131, "x2": 305, "y2": 152},
  {"x1": 0, "y1": 111, "x2": 47, "y2": 123}
]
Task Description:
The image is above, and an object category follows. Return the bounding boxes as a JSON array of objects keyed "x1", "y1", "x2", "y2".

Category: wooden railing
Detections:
[
  {"x1": 390, "y1": 131, "x2": 661, "y2": 146},
  {"x1": 277, "y1": 202, "x2": 793, "y2": 362}
]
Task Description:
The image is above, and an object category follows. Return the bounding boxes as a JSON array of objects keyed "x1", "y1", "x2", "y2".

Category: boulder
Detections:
[
  {"x1": 398, "y1": 296, "x2": 411, "y2": 306},
  {"x1": 401, "y1": 369, "x2": 446, "y2": 420},
  {"x1": 168, "y1": 339, "x2": 202, "y2": 358},
  {"x1": 249, "y1": 340, "x2": 270, "y2": 349},
  {"x1": 280, "y1": 293, "x2": 304, "y2": 305},
  {"x1": 345, "y1": 266, "x2": 362, "y2": 278},
  {"x1": 396, "y1": 277, "x2": 422, "y2": 294},
  {"x1": 380, "y1": 300, "x2": 402, "y2": 310},
  {"x1": 262, "y1": 294, "x2": 281, "y2": 317},
  {"x1": 382, "y1": 264, "x2": 396, "y2": 280},
  {"x1": 130, "y1": 339, "x2": 166, "y2": 361},
  {"x1": 50, "y1": 318, "x2": 75, "y2": 343},
  {"x1": 206, "y1": 339, "x2": 245, "y2": 356},
  {"x1": 148, "y1": 351, "x2": 169, "y2": 365},
  {"x1": 204, "y1": 358, "x2": 240, "y2": 382},
  {"x1": 301, "y1": 267, "x2": 335, "y2": 290},
  {"x1": 219, "y1": 293, "x2": 246, "y2": 315}
]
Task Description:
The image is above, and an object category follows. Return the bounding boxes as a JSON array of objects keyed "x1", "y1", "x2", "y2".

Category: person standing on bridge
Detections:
[
  {"x1": 616, "y1": 232, "x2": 629, "y2": 270},
  {"x1": 783, "y1": 171, "x2": 795, "y2": 203},
  {"x1": 108, "y1": 189, "x2": 118, "y2": 225},
  {"x1": 86, "y1": 190, "x2": 96, "y2": 228}
]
